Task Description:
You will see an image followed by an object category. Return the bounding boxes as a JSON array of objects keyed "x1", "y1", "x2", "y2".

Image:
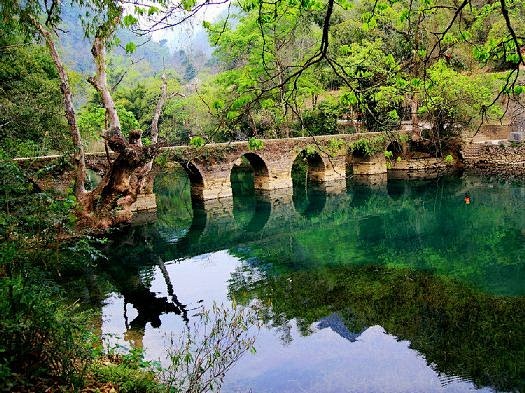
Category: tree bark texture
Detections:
[
  {"x1": 29, "y1": 16, "x2": 87, "y2": 197},
  {"x1": 138, "y1": 74, "x2": 169, "y2": 194}
]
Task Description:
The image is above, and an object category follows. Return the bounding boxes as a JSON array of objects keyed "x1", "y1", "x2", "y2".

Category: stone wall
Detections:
[
  {"x1": 387, "y1": 158, "x2": 455, "y2": 179},
  {"x1": 463, "y1": 143, "x2": 525, "y2": 177},
  {"x1": 471, "y1": 124, "x2": 511, "y2": 143}
]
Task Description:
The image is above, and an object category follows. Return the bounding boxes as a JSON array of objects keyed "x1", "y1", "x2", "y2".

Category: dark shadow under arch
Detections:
[
  {"x1": 387, "y1": 179, "x2": 407, "y2": 200},
  {"x1": 291, "y1": 150, "x2": 327, "y2": 218},
  {"x1": 386, "y1": 140, "x2": 403, "y2": 159},
  {"x1": 248, "y1": 196, "x2": 271, "y2": 232},
  {"x1": 292, "y1": 150, "x2": 326, "y2": 184},
  {"x1": 231, "y1": 191, "x2": 272, "y2": 234},
  {"x1": 174, "y1": 199, "x2": 208, "y2": 256},
  {"x1": 181, "y1": 161, "x2": 205, "y2": 200},
  {"x1": 230, "y1": 153, "x2": 272, "y2": 232},
  {"x1": 231, "y1": 152, "x2": 270, "y2": 192},
  {"x1": 347, "y1": 146, "x2": 368, "y2": 178}
]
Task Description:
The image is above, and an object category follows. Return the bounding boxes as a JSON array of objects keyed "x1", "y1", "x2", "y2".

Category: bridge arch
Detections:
[
  {"x1": 291, "y1": 150, "x2": 326, "y2": 184},
  {"x1": 230, "y1": 152, "x2": 270, "y2": 193},
  {"x1": 180, "y1": 161, "x2": 205, "y2": 200},
  {"x1": 386, "y1": 140, "x2": 403, "y2": 160},
  {"x1": 229, "y1": 153, "x2": 272, "y2": 231},
  {"x1": 291, "y1": 149, "x2": 327, "y2": 218}
]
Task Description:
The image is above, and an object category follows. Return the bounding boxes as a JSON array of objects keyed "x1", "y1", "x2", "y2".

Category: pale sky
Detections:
[{"x1": 149, "y1": 1, "x2": 231, "y2": 52}]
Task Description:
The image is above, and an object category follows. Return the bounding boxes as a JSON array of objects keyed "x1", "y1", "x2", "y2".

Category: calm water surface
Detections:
[{"x1": 100, "y1": 168, "x2": 525, "y2": 393}]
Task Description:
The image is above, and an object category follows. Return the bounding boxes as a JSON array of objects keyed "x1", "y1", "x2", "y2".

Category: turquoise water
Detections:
[{"x1": 101, "y1": 168, "x2": 525, "y2": 392}]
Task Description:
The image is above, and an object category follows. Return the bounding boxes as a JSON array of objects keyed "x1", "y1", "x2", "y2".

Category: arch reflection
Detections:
[
  {"x1": 231, "y1": 154, "x2": 272, "y2": 232},
  {"x1": 291, "y1": 150, "x2": 327, "y2": 218}
]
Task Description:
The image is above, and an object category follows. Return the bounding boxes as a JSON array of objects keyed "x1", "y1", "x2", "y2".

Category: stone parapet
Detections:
[{"x1": 13, "y1": 132, "x2": 410, "y2": 209}]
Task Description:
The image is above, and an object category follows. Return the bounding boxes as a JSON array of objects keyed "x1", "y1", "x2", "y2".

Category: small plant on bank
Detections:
[
  {"x1": 90, "y1": 347, "x2": 163, "y2": 393},
  {"x1": 162, "y1": 302, "x2": 261, "y2": 393},
  {"x1": 444, "y1": 154, "x2": 455, "y2": 165},
  {"x1": 189, "y1": 136, "x2": 206, "y2": 148},
  {"x1": 248, "y1": 137, "x2": 264, "y2": 151}
]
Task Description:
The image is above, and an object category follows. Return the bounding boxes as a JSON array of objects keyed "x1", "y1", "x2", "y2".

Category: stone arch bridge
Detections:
[{"x1": 159, "y1": 132, "x2": 405, "y2": 200}]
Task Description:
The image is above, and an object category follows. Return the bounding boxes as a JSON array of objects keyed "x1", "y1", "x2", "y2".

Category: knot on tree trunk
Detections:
[{"x1": 129, "y1": 129, "x2": 143, "y2": 146}]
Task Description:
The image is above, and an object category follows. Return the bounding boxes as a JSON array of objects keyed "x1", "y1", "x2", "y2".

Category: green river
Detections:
[{"x1": 99, "y1": 167, "x2": 525, "y2": 392}]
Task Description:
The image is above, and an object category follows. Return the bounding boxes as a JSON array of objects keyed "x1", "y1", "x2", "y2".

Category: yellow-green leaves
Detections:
[
  {"x1": 124, "y1": 42, "x2": 136, "y2": 54},
  {"x1": 181, "y1": 0, "x2": 196, "y2": 11},
  {"x1": 122, "y1": 14, "x2": 138, "y2": 27},
  {"x1": 189, "y1": 136, "x2": 205, "y2": 147},
  {"x1": 341, "y1": 91, "x2": 358, "y2": 106},
  {"x1": 248, "y1": 137, "x2": 264, "y2": 151}
]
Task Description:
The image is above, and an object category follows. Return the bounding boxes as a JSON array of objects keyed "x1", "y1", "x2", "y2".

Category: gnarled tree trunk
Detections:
[
  {"x1": 81, "y1": 12, "x2": 162, "y2": 227},
  {"x1": 33, "y1": 11, "x2": 167, "y2": 229}
]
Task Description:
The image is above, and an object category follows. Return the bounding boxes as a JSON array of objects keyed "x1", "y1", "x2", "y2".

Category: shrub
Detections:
[
  {"x1": 0, "y1": 276, "x2": 93, "y2": 389},
  {"x1": 301, "y1": 101, "x2": 341, "y2": 136},
  {"x1": 444, "y1": 154, "x2": 454, "y2": 165},
  {"x1": 248, "y1": 137, "x2": 264, "y2": 151},
  {"x1": 162, "y1": 302, "x2": 260, "y2": 393},
  {"x1": 189, "y1": 136, "x2": 205, "y2": 148},
  {"x1": 350, "y1": 136, "x2": 386, "y2": 157},
  {"x1": 0, "y1": 151, "x2": 95, "y2": 389},
  {"x1": 90, "y1": 348, "x2": 162, "y2": 393}
]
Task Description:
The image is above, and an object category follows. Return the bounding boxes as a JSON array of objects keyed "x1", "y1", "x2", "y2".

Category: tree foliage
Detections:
[{"x1": 0, "y1": 29, "x2": 70, "y2": 157}]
